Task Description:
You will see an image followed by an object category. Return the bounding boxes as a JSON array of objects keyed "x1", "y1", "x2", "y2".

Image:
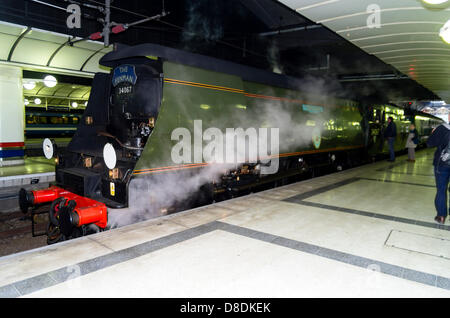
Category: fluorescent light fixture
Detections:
[
  {"x1": 34, "y1": 98, "x2": 41, "y2": 105},
  {"x1": 422, "y1": 0, "x2": 448, "y2": 4},
  {"x1": 71, "y1": 101, "x2": 78, "y2": 108},
  {"x1": 440, "y1": 20, "x2": 450, "y2": 44},
  {"x1": 23, "y1": 81, "x2": 36, "y2": 90},
  {"x1": 43, "y1": 75, "x2": 57, "y2": 88}
]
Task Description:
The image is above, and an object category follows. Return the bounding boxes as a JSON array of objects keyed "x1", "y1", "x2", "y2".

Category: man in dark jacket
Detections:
[
  {"x1": 384, "y1": 116, "x2": 397, "y2": 162},
  {"x1": 427, "y1": 123, "x2": 450, "y2": 224}
]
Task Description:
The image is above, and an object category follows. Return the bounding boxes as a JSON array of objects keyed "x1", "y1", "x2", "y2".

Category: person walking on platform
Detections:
[
  {"x1": 384, "y1": 116, "x2": 397, "y2": 162},
  {"x1": 427, "y1": 123, "x2": 450, "y2": 224},
  {"x1": 405, "y1": 123, "x2": 419, "y2": 162}
]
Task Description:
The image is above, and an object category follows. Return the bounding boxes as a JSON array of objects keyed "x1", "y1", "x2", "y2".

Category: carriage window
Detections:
[
  {"x1": 26, "y1": 116, "x2": 35, "y2": 124},
  {"x1": 374, "y1": 109, "x2": 382, "y2": 122}
]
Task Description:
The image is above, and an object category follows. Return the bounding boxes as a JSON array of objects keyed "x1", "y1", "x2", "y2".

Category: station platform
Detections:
[
  {"x1": 0, "y1": 157, "x2": 55, "y2": 213},
  {"x1": 0, "y1": 137, "x2": 69, "y2": 189},
  {"x1": 0, "y1": 157, "x2": 54, "y2": 186},
  {"x1": 0, "y1": 148, "x2": 448, "y2": 298}
]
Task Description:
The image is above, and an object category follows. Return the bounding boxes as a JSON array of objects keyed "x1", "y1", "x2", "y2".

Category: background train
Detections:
[
  {"x1": 25, "y1": 108, "x2": 83, "y2": 138},
  {"x1": 23, "y1": 108, "x2": 83, "y2": 157},
  {"x1": 366, "y1": 104, "x2": 440, "y2": 158},
  {"x1": 19, "y1": 43, "x2": 443, "y2": 244}
]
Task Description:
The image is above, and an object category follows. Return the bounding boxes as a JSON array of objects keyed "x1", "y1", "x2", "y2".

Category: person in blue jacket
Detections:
[
  {"x1": 427, "y1": 123, "x2": 450, "y2": 224},
  {"x1": 384, "y1": 116, "x2": 397, "y2": 162}
]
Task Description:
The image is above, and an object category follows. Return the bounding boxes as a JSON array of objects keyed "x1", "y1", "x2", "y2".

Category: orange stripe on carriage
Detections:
[{"x1": 132, "y1": 145, "x2": 365, "y2": 175}]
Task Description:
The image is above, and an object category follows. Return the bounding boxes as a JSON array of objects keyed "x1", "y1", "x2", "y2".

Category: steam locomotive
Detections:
[{"x1": 18, "y1": 43, "x2": 443, "y2": 244}]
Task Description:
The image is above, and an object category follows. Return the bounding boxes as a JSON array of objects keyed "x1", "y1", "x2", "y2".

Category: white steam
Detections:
[
  {"x1": 107, "y1": 40, "x2": 350, "y2": 228},
  {"x1": 267, "y1": 41, "x2": 284, "y2": 74},
  {"x1": 182, "y1": 0, "x2": 224, "y2": 46},
  {"x1": 107, "y1": 83, "x2": 338, "y2": 228}
]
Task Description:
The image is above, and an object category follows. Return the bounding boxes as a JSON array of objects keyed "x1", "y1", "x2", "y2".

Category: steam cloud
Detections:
[
  {"x1": 107, "y1": 77, "x2": 339, "y2": 228},
  {"x1": 267, "y1": 40, "x2": 284, "y2": 74},
  {"x1": 107, "y1": 17, "x2": 355, "y2": 228},
  {"x1": 182, "y1": 0, "x2": 224, "y2": 47}
]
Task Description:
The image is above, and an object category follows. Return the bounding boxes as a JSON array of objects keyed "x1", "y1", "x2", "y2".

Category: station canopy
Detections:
[
  {"x1": 0, "y1": 0, "x2": 447, "y2": 103},
  {"x1": 23, "y1": 80, "x2": 91, "y2": 109},
  {"x1": 280, "y1": 0, "x2": 450, "y2": 102},
  {"x1": 0, "y1": 20, "x2": 112, "y2": 77}
]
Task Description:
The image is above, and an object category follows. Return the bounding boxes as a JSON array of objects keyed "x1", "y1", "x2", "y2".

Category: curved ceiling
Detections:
[
  {"x1": 0, "y1": 20, "x2": 112, "y2": 77},
  {"x1": 23, "y1": 81, "x2": 90, "y2": 109},
  {"x1": 279, "y1": 0, "x2": 450, "y2": 102}
]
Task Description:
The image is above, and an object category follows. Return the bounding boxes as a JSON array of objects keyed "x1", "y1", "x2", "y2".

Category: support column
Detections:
[{"x1": 0, "y1": 65, "x2": 24, "y2": 167}]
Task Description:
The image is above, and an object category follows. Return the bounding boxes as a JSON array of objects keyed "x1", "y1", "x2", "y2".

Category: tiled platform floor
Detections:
[{"x1": 0, "y1": 148, "x2": 448, "y2": 297}]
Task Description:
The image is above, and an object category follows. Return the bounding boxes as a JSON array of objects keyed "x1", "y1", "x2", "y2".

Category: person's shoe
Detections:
[{"x1": 435, "y1": 216, "x2": 446, "y2": 224}]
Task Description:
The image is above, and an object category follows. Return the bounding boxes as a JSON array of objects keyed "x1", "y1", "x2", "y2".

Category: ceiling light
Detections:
[
  {"x1": 43, "y1": 75, "x2": 57, "y2": 88},
  {"x1": 71, "y1": 101, "x2": 78, "y2": 108},
  {"x1": 422, "y1": 0, "x2": 448, "y2": 4},
  {"x1": 23, "y1": 81, "x2": 36, "y2": 90},
  {"x1": 24, "y1": 99, "x2": 29, "y2": 106},
  {"x1": 84, "y1": 101, "x2": 88, "y2": 106},
  {"x1": 34, "y1": 98, "x2": 41, "y2": 105},
  {"x1": 440, "y1": 20, "x2": 450, "y2": 44}
]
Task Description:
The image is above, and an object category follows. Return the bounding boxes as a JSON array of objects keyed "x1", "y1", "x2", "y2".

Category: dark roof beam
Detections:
[
  {"x1": 80, "y1": 47, "x2": 106, "y2": 71},
  {"x1": 339, "y1": 74, "x2": 410, "y2": 82},
  {"x1": 7, "y1": 26, "x2": 31, "y2": 62},
  {"x1": 258, "y1": 24, "x2": 322, "y2": 37}
]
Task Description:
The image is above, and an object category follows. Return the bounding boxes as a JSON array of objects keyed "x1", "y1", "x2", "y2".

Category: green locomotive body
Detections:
[{"x1": 19, "y1": 44, "x2": 444, "y2": 242}]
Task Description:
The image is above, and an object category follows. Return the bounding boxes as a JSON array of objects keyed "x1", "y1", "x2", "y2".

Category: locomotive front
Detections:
[{"x1": 19, "y1": 58, "x2": 163, "y2": 244}]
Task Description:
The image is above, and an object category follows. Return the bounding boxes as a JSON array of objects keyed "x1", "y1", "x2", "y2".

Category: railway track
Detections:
[
  {"x1": 0, "y1": 223, "x2": 47, "y2": 240},
  {"x1": 0, "y1": 206, "x2": 49, "y2": 257}
]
